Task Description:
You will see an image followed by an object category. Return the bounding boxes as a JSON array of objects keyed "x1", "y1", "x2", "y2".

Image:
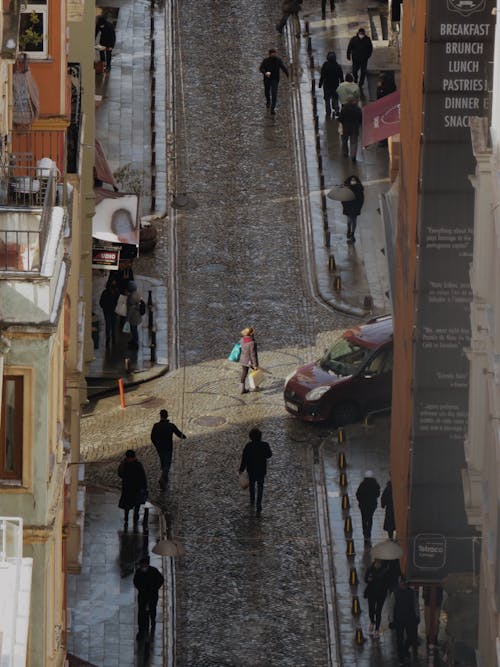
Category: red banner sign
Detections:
[{"x1": 362, "y1": 90, "x2": 400, "y2": 146}]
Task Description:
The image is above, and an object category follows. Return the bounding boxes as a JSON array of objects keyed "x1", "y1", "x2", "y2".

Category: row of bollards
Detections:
[
  {"x1": 335, "y1": 426, "x2": 365, "y2": 645},
  {"x1": 307, "y1": 28, "x2": 341, "y2": 292}
]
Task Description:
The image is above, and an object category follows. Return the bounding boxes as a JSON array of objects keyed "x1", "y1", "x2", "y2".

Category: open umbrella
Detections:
[
  {"x1": 152, "y1": 539, "x2": 185, "y2": 558},
  {"x1": 370, "y1": 539, "x2": 403, "y2": 560},
  {"x1": 327, "y1": 185, "x2": 355, "y2": 202}
]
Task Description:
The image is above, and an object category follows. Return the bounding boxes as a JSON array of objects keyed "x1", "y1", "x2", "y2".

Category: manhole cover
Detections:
[{"x1": 194, "y1": 415, "x2": 226, "y2": 427}]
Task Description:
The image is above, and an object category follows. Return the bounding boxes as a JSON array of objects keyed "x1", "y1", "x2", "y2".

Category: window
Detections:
[
  {"x1": 0, "y1": 375, "x2": 23, "y2": 480},
  {"x1": 19, "y1": 3, "x2": 48, "y2": 59}
]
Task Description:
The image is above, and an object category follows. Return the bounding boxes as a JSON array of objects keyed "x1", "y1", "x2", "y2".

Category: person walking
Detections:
[
  {"x1": 364, "y1": 558, "x2": 390, "y2": 638},
  {"x1": 338, "y1": 99, "x2": 362, "y2": 163},
  {"x1": 393, "y1": 577, "x2": 420, "y2": 665},
  {"x1": 99, "y1": 279, "x2": 119, "y2": 347},
  {"x1": 318, "y1": 51, "x2": 343, "y2": 117},
  {"x1": 239, "y1": 326, "x2": 259, "y2": 394},
  {"x1": 239, "y1": 428, "x2": 272, "y2": 516},
  {"x1": 336, "y1": 73, "x2": 360, "y2": 107},
  {"x1": 118, "y1": 450, "x2": 148, "y2": 529},
  {"x1": 321, "y1": 0, "x2": 335, "y2": 20},
  {"x1": 150, "y1": 409, "x2": 187, "y2": 489},
  {"x1": 126, "y1": 280, "x2": 143, "y2": 349},
  {"x1": 276, "y1": 0, "x2": 302, "y2": 36},
  {"x1": 259, "y1": 49, "x2": 289, "y2": 115},
  {"x1": 346, "y1": 28, "x2": 373, "y2": 88},
  {"x1": 356, "y1": 470, "x2": 380, "y2": 544},
  {"x1": 381, "y1": 479, "x2": 396, "y2": 539},
  {"x1": 133, "y1": 557, "x2": 164, "y2": 640},
  {"x1": 342, "y1": 175, "x2": 364, "y2": 244},
  {"x1": 95, "y1": 14, "x2": 116, "y2": 72}
]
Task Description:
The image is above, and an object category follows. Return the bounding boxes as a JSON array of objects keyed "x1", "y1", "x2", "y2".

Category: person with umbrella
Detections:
[{"x1": 356, "y1": 469, "x2": 380, "y2": 545}]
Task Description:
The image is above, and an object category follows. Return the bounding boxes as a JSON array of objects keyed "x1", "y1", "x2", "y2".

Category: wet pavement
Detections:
[{"x1": 74, "y1": 1, "x2": 444, "y2": 666}]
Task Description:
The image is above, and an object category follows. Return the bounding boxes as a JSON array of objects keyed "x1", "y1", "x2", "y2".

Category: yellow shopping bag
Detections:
[{"x1": 248, "y1": 368, "x2": 266, "y2": 390}]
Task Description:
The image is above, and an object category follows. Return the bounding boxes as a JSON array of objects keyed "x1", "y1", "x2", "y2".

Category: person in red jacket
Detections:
[{"x1": 239, "y1": 326, "x2": 259, "y2": 394}]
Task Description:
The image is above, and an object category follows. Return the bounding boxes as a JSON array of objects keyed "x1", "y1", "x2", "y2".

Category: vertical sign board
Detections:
[{"x1": 408, "y1": 0, "x2": 495, "y2": 581}]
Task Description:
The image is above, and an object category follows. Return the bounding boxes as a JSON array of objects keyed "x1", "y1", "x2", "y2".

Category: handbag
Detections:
[
  {"x1": 239, "y1": 472, "x2": 249, "y2": 490},
  {"x1": 248, "y1": 368, "x2": 265, "y2": 390},
  {"x1": 122, "y1": 320, "x2": 131, "y2": 334},
  {"x1": 228, "y1": 341, "x2": 242, "y2": 362},
  {"x1": 115, "y1": 293, "x2": 127, "y2": 317}
]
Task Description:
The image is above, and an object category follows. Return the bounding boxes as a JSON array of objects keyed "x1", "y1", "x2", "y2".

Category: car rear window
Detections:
[{"x1": 319, "y1": 337, "x2": 372, "y2": 375}]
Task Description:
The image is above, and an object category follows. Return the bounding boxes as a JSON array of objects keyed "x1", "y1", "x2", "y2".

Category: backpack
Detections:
[{"x1": 139, "y1": 299, "x2": 146, "y2": 316}]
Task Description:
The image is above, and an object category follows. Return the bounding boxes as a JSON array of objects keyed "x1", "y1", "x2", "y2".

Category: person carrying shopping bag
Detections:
[{"x1": 239, "y1": 326, "x2": 259, "y2": 394}]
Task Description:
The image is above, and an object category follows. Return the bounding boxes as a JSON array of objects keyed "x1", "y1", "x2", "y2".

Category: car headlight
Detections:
[{"x1": 305, "y1": 386, "x2": 331, "y2": 401}]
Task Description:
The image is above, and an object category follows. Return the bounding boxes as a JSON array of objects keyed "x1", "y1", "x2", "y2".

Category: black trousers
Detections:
[
  {"x1": 352, "y1": 58, "x2": 368, "y2": 87},
  {"x1": 263, "y1": 78, "x2": 279, "y2": 110},
  {"x1": 360, "y1": 506, "x2": 376, "y2": 538},
  {"x1": 368, "y1": 594, "x2": 386, "y2": 630},
  {"x1": 138, "y1": 593, "x2": 159, "y2": 635},
  {"x1": 248, "y1": 475, "x2": 265, "y2": 511},
  {"x1": 321, "y1": 0, "x2": 335, "y2": 16},
  {"x1": 395, "y1": 620, "x2": 418, "y2": 660}
]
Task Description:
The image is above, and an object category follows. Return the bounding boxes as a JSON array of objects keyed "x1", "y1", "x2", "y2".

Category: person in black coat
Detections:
[
  {"x1": 133, "y1": 557, "x2": 164, "y2": 640},
  {"x1": 356, "y1": 470, "x2": 380, "y2": 543},
  {"x1": 150, "y1": 409, "x2": 186, "y2": 489},
  {"x1": 95, "y1": 15, "x2": 116, "y2": 71},
  {"x1": 99, "y1": 279, "x2": 119, "y2": 346},
  {"x1": 118, "y1": 450, "x2": 148, "y2": 528},
  {"x1": 393, "y1": 577, "x2": 419, "y2": 662},
  {"x1": 319, "y1": 51, "x2": 343, "y2": 117},
  {"x1": 259, "y1": 49, "x2": 289, "y2": 114},
  {"x1": 364, "y1": 559, "x2": 390, "y2": 637},
  {"x1": 346, "y1": 28, "x2": 373, "y2": 87},
  {"x1": 338, "y1": 99, "x2": 362, "y2": 163},
  {"x1": 239, "y1": 428, "x2": 272, "y2": 516},
  {"x1": 342, "y1": 175, "x2": 364, "y2": 244},
  {"x1": 381, "y1": 479, "x2": 396, "y2": 539}
]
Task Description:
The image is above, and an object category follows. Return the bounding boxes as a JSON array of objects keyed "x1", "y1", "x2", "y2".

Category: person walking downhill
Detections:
[
  {"x1": 364, "y1": 558, "x2": 390, "y2": 638},
  {"x1": 339, "y1": 98, "x2": 362, "y2": 163},
  {"x1": 99, "y1": 279, "x2": 119, "y2": 347},
  {"x1": 259, "y1": 49, "x2": 289, "y2": 115},
  {"x1": 95, "y1": 14, "x2": 116, "y2": 72},
  {"x1": 133, "y1": 557, "x2": 164, "y2": 641},
  {"x1": 381, "y1": 478, "x2": 396, "y2": 539},
  {"x1": 319, "y1": 51, "x2": 343, "y2": 118},
  {"x1": 118, "y1": 450, "x2": 148, "y2": 530},
  {"x1": 239, "y1": 326, "x2": 259, "y2": 394},
  {"x1": 239, "y1": 428, "x2": 272, "y2": 517},
  {"x1": 356, "y1": 470, "x2": 380, "y2": 545},
  {"x1": 150, "y1": 409, "x2": 186, "y2": 490},
  {"x1": 342, "y1": 175, "x2": 364, "y2": 244},
  {"x1": 393, "y1": 576, "x2": 420, "y2": 665},
  {"x1": 346, "y1": 28, "x2": 373, "y2": 88}
]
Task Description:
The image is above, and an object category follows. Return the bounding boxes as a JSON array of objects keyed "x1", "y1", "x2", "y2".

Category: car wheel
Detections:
[{"x1": 331, "y1": 402, "x2": 360, "y2": 426}]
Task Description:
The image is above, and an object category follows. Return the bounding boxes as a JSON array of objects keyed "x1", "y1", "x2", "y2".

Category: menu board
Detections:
[{"x1": 407, "y1": 0, "x2": 495, "y2": 581}]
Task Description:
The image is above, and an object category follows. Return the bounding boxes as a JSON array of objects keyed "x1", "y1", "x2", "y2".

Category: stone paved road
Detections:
[{"x1": 82, "y1": 0, "x2": 361, "y2": 665}]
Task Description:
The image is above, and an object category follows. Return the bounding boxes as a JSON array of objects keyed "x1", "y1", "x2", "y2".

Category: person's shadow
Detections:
[{"x1": 118, "y1": 527, "x2": 149, "y2": 578}]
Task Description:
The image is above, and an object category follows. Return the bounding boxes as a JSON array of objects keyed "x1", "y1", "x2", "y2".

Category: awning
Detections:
[
  {"x1": 94, "y1": 139, "x2": 118, "y2": 188},
  {"x1": 92, "y1": 188, "x2": 140, "y2": 246},
  {"x1": 362, "y1": 90, "x2": 400, "y2": 146}
]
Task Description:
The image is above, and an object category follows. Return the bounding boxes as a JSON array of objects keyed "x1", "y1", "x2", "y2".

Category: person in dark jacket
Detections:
[
  {"x1": 346, "y1": 28, "x2": 373, "y2": 88},
  {"x1": 364, "y1": 559, "x2": 390, "y2": 637},
  {"x1": 133, "y1": 557, "x2": 164, "y2": 640},
  {"x1": 321, "y1": 0, "x2": 335, "y2": 20},
  {"x1": 393, "y1": 577, "x2": 419, "y2": 663},
  {"x1": 381, "y1": 479, "x2": 395, "y2": 539},
  {"x1": 376, "y1": 71, "x2": 397, "y2": 100},
  {"x1": 356, "y1": 470, "x2": 380, "y2": 543},
  {"x1": 342, "y1": 175, "x2": 364, "y2": 244},
  {"x1": 126, "y1": 281, "x2": 142, "y2": 349},
  {"x1": 239, "y1": 428, "x2": 272, "y2": 516},
  {"x1": 150, "y1": 409, "x2": 186, "y2": 489},
  {"x1": 118, "y1": 450, "x2": 148, "y2": 528},
  {"x1": 276, "y1": 0, "x2": 302, "y2": 36},
  {"x1": 319, "y1": 51, "x2": 343, "y2": 117},
  {"x1": 338, "y1": 98, "x2": 362, "y2": 163},
  {"x1": 239, "y1": 326, "x2": 259, "y2": 394},
  {"x1": 95, "y1": 15, "x2": 116, "y2": 71},
  {"x1": 99, "y1": 279, "x2": 119, "y2": 346},
  {"x1": 259, "y1": 49, "x2": 289, "y2": 114}
]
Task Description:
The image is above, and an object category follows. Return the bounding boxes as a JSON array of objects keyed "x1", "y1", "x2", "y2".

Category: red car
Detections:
[{"x1": 284, "y1": 315, "x2": 393, "y2": 424}]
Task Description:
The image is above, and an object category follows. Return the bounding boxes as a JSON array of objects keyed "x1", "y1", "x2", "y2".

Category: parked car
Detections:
[{"x1": 284, "y1": 315, "x2": 393, "y2": 424}]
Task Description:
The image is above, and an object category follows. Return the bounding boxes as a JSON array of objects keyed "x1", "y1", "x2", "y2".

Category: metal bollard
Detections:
[
  {"x1": 334, "y1": 275, "x2": 342, "y2": 290},
  {"x1": 325, "y1": 230, "x2": 331, "y2": 248},
  {"x1": 328, "y1": 255, "x2": 336, "y2": 272},
  {"x1": 150, "y1": 328, "x2": 156, "y2": 364},
  {"x1": 147, "y1": 290, "x2": 153, "y2": 329}
]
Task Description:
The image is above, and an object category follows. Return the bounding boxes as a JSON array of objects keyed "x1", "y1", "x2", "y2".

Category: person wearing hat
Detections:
[
  {"x1": 118, "y1": 450, "x2": 148, "y2": 529},
  {"x1": 356, "y1": 470, "x2": 380, "y2": 544},
  {"x1": 133, "y1": 557, "x2": 164, "y2": 640},
  {"x1": 346, "y1": 27, "x2": 373, "y2": 88},
  {"x1": 239, "y1": 326, "x2": 259, "y2": 394}
]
